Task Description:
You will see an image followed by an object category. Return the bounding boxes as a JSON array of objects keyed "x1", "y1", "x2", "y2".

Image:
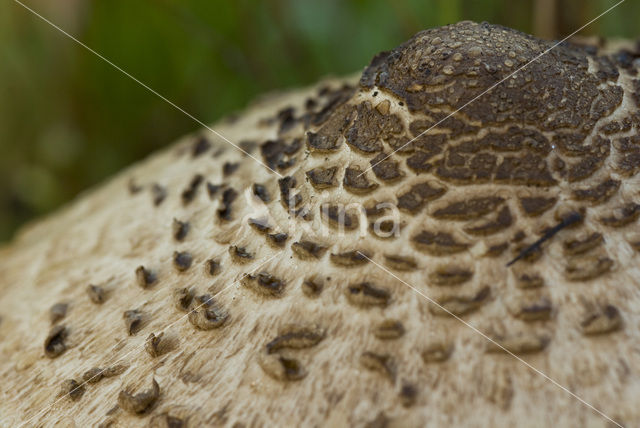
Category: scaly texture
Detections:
[{"x1": 1, "y1": 21, "x2": 640, "y2": 427}]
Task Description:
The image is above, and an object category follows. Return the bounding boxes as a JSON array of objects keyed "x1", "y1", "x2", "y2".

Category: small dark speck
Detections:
[
  {"x1": 173, "y1": 251, "x2": 193, "y2": 271},
  {"x1": 172, "y1": 218, "x2": 189, "y2": 241},
  {"x1": 50, "y1": 302, "x2": 68, "y2": 324},
  {"x1": 398, "y1": 102, "x2": 404, "y2": 106},
  {"x1": 127, "y1": 179, "x2": 143, "y2": 195},
  {"x1": 373, "y1": 91, "x2": 378, "y2": 97}
]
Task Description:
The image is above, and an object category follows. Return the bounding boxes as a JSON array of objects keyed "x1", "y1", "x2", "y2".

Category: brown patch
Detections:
[
  {"x1": 242, "y1": 272, "x2": 286, "y2": 297},
  {"x1": 302, "y1": 277, "x2": 324, "y2": 297},
  {"x1": 383, "y1": 254, "x2": 417, "y2": 271},
  {"x1": 515, "y1": 272, "x2": 544, "y2": 289},
  {"x1": 223, "y1": 162, "x2": 240, "y2": 177},
  {"x1": 463, "y1": 206, "x2": 512, "y2": 236},
  {"x1": 599, "y1": 203, "x2": 640, "y2": 227},
  {"x1": 519, "y1": 197, "x2": 557, "y2": 217},
  {"x1": 306, "y1": 166, "x2": 338, "y2": 189},
  {"x1": 205, "y1": 259, "x2": 221, "y2": 276},
  {"x1": 412, "y1": 231, "x2": 469, "y2": 255},
  {"x1": 229, "y1": 246, "x2": 254, "y2": 262},
  {"x1": 191, "y1": 137, "x2": 211, "y2": 157},
  {"x1": 396, "y1": 181, "x2": 446, "y2": 214},
  {"x1": 430, "y1": 287, "x2": 490, "y2": 316},
  {"x1": 181, "y1": 174, "x2": 204, "y2": 205},
  {"x1": 292, "y1": 241, "x2": 328, "y2": 260},
  {"x1": 188, "y1": 296, "x2": 228, "y2": 330},
  {"x1": 265, "y1": 325, "x2": 325, "y2": 354},
  {"x1": 173, "y1": 287, "x2": 194, "y2": 312},
  {"x1": 173, "y1": 251, "x2": 193, "y2": 272},
  {"x1": 343, "y1": 166, "x2": 379, "y2": 194},
  {"x1": 563, "y1": 232, "x2": 603, "y2": 255},
  {"x1": 432, "y1": 197, "x2": 504, "y2": 220},
  {"x1": 373, "y1": 319, "x2": 405, "y2": 340},
  {"x1": 253, "y1": 183, "x2": 270, "y2": 203},
  {"x1": 370, "y1": 154, "x2": 404, "y2": 182},
  {"x1": 487, "y1": 333, "x2": 549, "y2": 354},
  {"x1": 422, "y1": 342, "x2": 453, "y2": 363},
  {"x1": 218, "y1": 188, "x2": 239, "y2": 221},
  {"x1": 320, "y1": 205, "x2": 360, "y2": 230},
  {"x1": 510, "y1": 297, "x2": 552, "y2": 321},
  {"x1": 267, "y1": 233, "x2": 288, "y2": 247},
  {"x1": 565, "y1": 256, "x2": 613, "y2": 281},
  {"x1": 429, "y1": 266, "x2": 473, "y2": 286},
  {"x1": 60, "y1": 379, "x2": 85, "y2": 401},
  {"x1": 330, "y1": 250, "x2": 369, "y2": 267}
]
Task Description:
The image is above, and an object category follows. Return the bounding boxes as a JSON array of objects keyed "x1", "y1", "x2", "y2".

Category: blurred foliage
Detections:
[{"x1": 0, "y1": 0, "x2": 638, "y2": 241}]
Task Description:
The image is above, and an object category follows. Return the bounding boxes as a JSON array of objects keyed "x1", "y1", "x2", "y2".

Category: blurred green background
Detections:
[{"x1": 0, "y1": 0, "x2": 638, "y2": 241}]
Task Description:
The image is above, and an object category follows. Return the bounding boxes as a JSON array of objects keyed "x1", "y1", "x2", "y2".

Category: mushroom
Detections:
[{"x1": 1, "y1": 21, "x2": 639, "y2": 427}]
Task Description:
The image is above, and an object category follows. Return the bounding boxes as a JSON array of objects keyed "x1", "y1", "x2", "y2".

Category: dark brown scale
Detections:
[
  {"x1": 181, "y1": 174, "x2": 204, "y2": 205},
  {"x1": 519, "y1": 196, "x2": 557, "y2": 217},
  {"x1": 373, "y1": 319, "x2": 405, "y2": 340},
  {"x1": 511, "y1": 297, "x2": 553, "y2": 321},
  {"x1": 485, "y1": 242, "x2": 509, "y2": 257},
  {"x1": 430, "y1": 286, "x2": 490, "y2": 316},
  {"x1": 151, "y1": 183, "x2": 167, "y2": 207},
  {"x1": 383, "y1": 254, "x2": 417, "y2": 271},
  {"x1": 44, "y1": 324, "x2": 68, "y2": 358},
  {"x1": 613, "y1": 136, "x2": 640, "y2": 176},
  {"x1": 516, "y1": 272, "x2": 544, "y2": 289},
  {"x1": 265, "y1": 326, "x2": 325, "y2": 353},
  {"x1": 87, "y1": 284, "x2": 107, "y2": 304},
  {"x1": 253, "y1": 183, "x2": 270, "y2": 203},
  {"x1": 243, "y1": 272, "x2": 286, "y2": 297},
  {"x1": 306, "y1": 166, "x2": 338, "y2": 189},
  {"x1": 278, "y1": 176, "x2": 302, "y2": 209},
  {"x1": 330, "y1": 250, "x2": 369, "y2": 267},
  {"x1": 565, "y1": 256, "x2": 613, "y2": 281},
  {"x1": 188, "y1": 297, "x2": 228, "y2": 330},
  {"x1": 360, "y1": 351, "x2": 395, "y2": 381},
  {"x1": 302, "y1": 277, "x2": 324, "y2": 297},
  {"x1": 429, "y1": 266, "x2": 473, "y2": 286},
  {"x1": 229, "y1": 246, "x2": 254, "y2": 262},
  {"x1": 172, "y1": 218, "x2": 189, "y2": 241},
  {"x1": 173, "y1": 287, "x2": 194, "y2": 312},
  {"x1": 399, "y1": 383, "x2": 418, "y2": 407},
  {"x1": 205, "y1": 259, "x2": 221, "y2": 276},
  {"x1": 217, "y1": 188, "x2": 239, "y2": 221},
  {"x1": 248, "y1": 217, "x2": 272, "y2": 234},
  {"x1": 463, "y1": 206, "x2": 512, "y2": 236},
  {"x1": 396, "y1": 181, "x2": 446, "y2": 214},
  {"x1": 599, "y1": 203, "x2": 640, "y2": 227},
  {"x1": 292, "y1": 240, "x2": 327, "y2": 260},
  {"x1": 486, "y1": 333, "x2": 549, "y2": 354},
  {"x1": 572, "y1": 178, "x2": 620, "y2": 205},
  {"x1": 223, "y1": 162, "x2": 240, "y2": 177},
  {"x1": 136, "y1": 266, "x2": 157, "y2": 288},
  {"x1": 563, "y1": 232, "x2": 603, "y2": 255},
  {"x1": 118, "y1": 379, "x2": 160, "y2": 415},
  {"x1": 173, "y1": 251, "x2": 193, "y2": 272},
  {"x1": 370, "y1": 154, "x2": 404, "y2": 182},
  {"x1": 60, "y1": 379, "x2": 85, "y2": 401},
  {"x1": 261, "y1": 139, "x2": 301, "y2": 170},
  {"x1": 343, "y1": 166, "x2": 379, "y2": 194},
  {"x1": 412, "y1": 231, "x2": 469, "y2": 255},
  {"x1": 123, "y1": 309, "x2": 144, "y2": 335},
  {"x1": 432, "y1": 196, "x2": 504, "y2": 220},
  {"x1": 346, "y1": 282, "x2": 391, "y2": 307},
  {"x1": 191, "y1": 137, "x2": 211, "y2": 157},
  {"x1": 50, "y1": 302, "x2": 68, "y2": 324},
  {"x1": 320, "y1": 205, "x2": 360, "y2": 230},
  {"x1": 581, "y1": 305, "x2": 622, "y2": 335},
  {"x1": 267, "y1": 233, "x2": 288, "y2": 247}
]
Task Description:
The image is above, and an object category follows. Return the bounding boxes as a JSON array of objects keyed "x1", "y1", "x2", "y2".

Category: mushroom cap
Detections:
[{"x1": 1, "y1": 21, "x2": 640, "y2": 427}]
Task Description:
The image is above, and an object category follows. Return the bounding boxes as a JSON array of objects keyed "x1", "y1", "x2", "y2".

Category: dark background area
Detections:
[{"x1": 1, "y1": 0, "x2": 638, "y2": 241}]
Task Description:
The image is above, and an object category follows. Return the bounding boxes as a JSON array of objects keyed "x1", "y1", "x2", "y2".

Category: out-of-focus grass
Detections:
[{"x1": 0, "y1": 0, "x2": 637, "y2": 241}]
